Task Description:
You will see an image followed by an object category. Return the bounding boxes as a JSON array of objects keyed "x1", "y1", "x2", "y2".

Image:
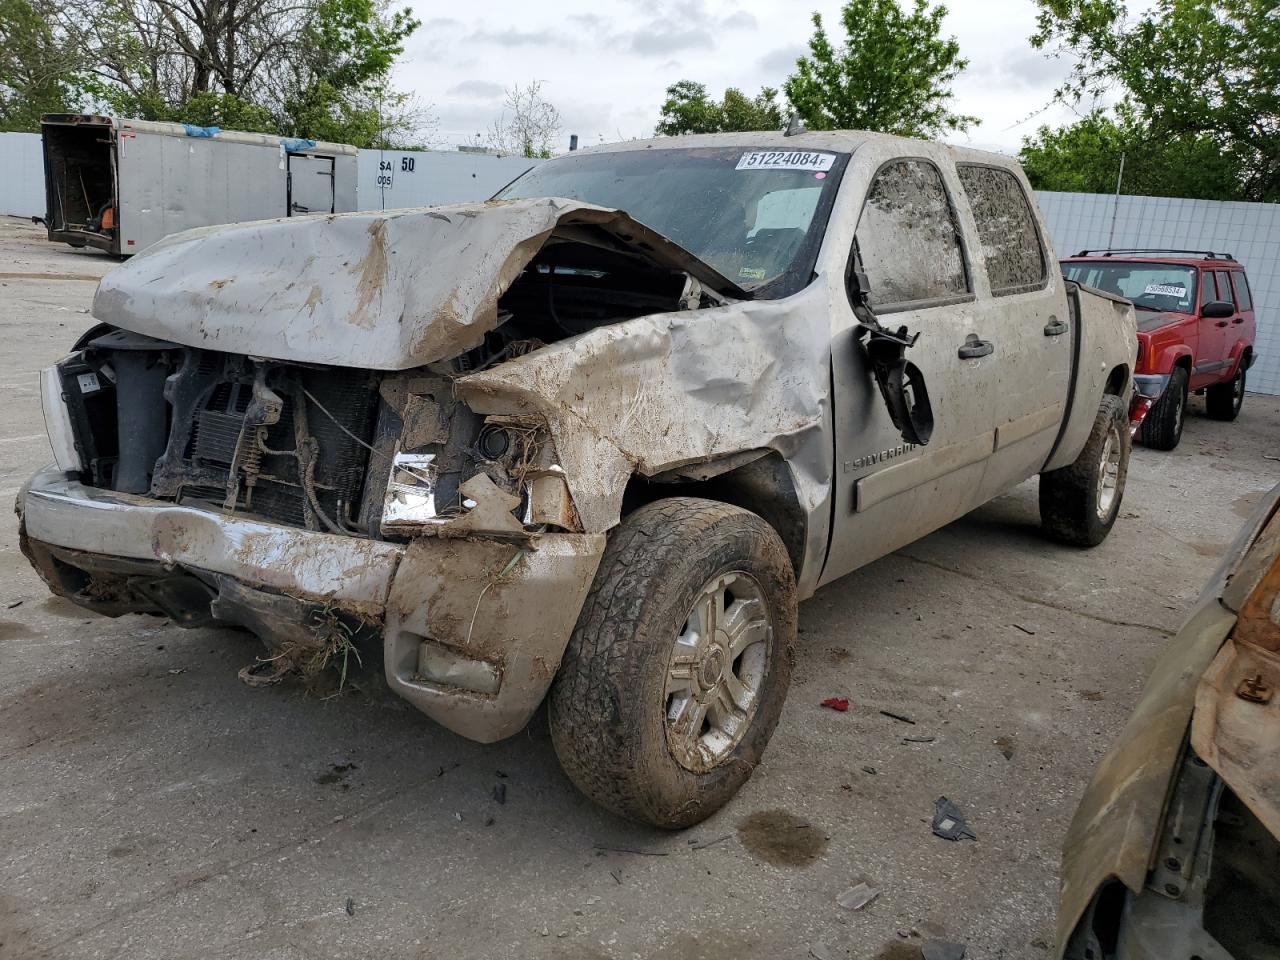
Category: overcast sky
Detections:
[{"x1": 394, "y1": 0, "x2": 1099, "y2": 155}]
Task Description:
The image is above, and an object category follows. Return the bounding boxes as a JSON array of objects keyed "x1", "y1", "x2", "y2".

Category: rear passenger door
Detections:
[
  {"x1": 953, "y1": 163, "x2": 1070, "y2": 500},
  {"x1": 1229, "y1": 271, "x2": 1256, "y2": 369}
]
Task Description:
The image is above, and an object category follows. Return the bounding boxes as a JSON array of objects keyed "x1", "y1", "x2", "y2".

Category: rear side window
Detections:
[
  {"x1": 855, "y1": 159, "x2": 968, "y2": 309},
  {"x1": 956, "y1": 164, "x2": 1046, "y2": 295},
  {"x1": 1231, "y1": 272, "x2": 1253, "y2": 311}
]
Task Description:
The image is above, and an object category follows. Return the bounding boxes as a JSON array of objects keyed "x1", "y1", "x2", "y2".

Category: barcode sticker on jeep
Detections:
[
  {"x1": 76, "y1": 372, "x2": 101, "y2": 393},
  {"x1": 736, "y1": 151, "x2": 836, "y2": 172},
  {"x1": 1144, "y1": 283, "x2": 1186, "y2": 297}
]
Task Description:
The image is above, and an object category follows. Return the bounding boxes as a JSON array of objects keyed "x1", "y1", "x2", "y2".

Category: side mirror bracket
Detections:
[{"x1": 857, "y1": 323, "x2": 934, "y2": 447}]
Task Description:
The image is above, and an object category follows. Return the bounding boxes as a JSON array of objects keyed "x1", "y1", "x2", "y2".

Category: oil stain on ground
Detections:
[
  {"x1": 0, "y1": 621, "x2": 34, "y2": 642},
  {"x1": 736, "y1": 809, "x2": 827, "y2": 867}
]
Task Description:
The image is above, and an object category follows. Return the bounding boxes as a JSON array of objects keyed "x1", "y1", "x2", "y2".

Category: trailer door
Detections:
[{"x1": 288, "y1": 154, "x2": 335, "y2": 215}]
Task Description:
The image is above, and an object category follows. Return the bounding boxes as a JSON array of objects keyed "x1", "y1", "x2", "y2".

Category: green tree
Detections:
[
  {"x1": 0, "y1": 0, "x2": 82, "y2": 130},
  {"x1": 783, "y1": 0, "x2": 976, "y2": 136},
  {"x1": 281, "y1": 0, "x2": 423, "y2": 146},
  {"x1": 656, "y1": 80, "x2": 783, "y2": 135},
  {"x1": 5, "y1": 0, "x2": 425, "y2": 146},
  {"x1": 1032, "y1": 0, "x2": 1279, "y2": 201},
  {"x1": 1020, "y1": 107, "x2": 1245, "y2": 200},
  {"x1": 487, "y1": 81, "x2": 562, "y2": 158}
]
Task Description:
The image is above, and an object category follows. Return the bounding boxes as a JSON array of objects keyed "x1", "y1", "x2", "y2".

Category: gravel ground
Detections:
[{"x1": 1, "y1": 215, "x2": 1277, "y2": 960}]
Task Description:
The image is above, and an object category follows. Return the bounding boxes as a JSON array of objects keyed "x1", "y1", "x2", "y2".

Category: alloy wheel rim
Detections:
[
  {"x1": 1234, "y1": 372, "x2": 1244, "y2": 410},
  {"x1": 664, "y1": 571, "x2": 773, "y2": 773},
  {"x1": 1096, "y1": 425, "x2": 1122, "y2": 522}
]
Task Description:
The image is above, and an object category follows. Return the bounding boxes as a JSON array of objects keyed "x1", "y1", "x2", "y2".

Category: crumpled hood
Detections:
[{"x1": 91, "y1": 197, "x2": 746, "y2": 370}]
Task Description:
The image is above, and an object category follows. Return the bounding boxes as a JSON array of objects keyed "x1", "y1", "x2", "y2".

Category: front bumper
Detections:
[
  {"x1": 1132, "y1": 373, "x2": 1171, "y2": 400},
  {"x1": 17, "y1": 466, "x2": 605, "y2": 742}
]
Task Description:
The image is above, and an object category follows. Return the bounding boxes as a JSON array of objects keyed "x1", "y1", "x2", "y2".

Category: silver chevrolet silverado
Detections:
[{"x1": 17, "y1": 132, "x2": 1137, "y2": 828}]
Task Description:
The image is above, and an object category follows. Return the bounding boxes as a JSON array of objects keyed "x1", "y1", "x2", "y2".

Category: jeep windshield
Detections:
[
  {"x1": 1063, "y1": 261, "x2": 1198, "y2": 313},
  {"x1": 496, "y1": 146, "x2": 849, "y2": 299}
]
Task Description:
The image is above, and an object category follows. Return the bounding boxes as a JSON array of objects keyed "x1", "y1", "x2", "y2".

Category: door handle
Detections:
[
  {"x1": 1215, "y1": 320, "x2": 1230, "y2": 327},
  {"x1": 958, "y1": 334, "x2": 994, "y2": 359},
  {"x1": 1043, "y1": 317, "x2": 1068, "y2": 337},
  {"x1": 1232, "y1": 317, "x2": 1245, "y2": 324}
]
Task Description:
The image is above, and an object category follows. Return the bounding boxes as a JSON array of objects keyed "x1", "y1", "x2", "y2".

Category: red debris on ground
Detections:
[{"x1": 821, "y1": 697, "x2": 850, "y2": 712}]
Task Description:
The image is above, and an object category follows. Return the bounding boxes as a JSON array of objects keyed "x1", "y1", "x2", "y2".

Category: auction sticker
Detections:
[
  {"x1": 77, "y1": 372, "x2": 101, "y2": 394},
  {"x1": 1144, "y1": 283, "x2": 1186, "y2": 297},
  {"x1": 736, "y1": 151, "x2": 836, "y2": 172}
]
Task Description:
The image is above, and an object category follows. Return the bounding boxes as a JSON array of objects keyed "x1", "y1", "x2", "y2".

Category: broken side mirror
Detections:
[
  {"x1": 847, "y1": 244, "x2": 933, "y2": 446},
  {"x1": 858, "y1": 324, "x2": 934, "y2": 447}
]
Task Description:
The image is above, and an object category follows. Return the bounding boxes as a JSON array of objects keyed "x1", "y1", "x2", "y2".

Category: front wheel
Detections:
[
  {"x1": 1137, "y1": 366, "x2": 1187, "y2": 450},
  {"x1": 1205, "y1": 367, "x2": 1245, "y2": 421},
  {"x1": 549, "y1": 497, "x2": 796, "y2": 829},
  {"x1": 1040, "y1": 394, "x2": 1130, "y2": 547}
]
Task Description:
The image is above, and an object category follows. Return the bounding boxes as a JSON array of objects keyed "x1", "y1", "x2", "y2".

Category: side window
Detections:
[
  {"x1": 1214, "y1": 270, "x2": 1236, "y2": 308},
  {"x1": 1232, "y1": 272, "x2": 1253, "y2": 311},
  {"x1": 955, "y1": 164, "x2": 1046, "y2": 294},
  {"x1": 1200, "y1": 271, "x2": 1218, "y2": 308},
  {"x1": 854, "y1": 159, "x2": 968, "y2": 309}
]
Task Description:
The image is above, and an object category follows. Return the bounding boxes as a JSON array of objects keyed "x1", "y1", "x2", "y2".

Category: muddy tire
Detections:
[
  {"x1": 549, "y1": 497, "x2": 796, "y2": 829},
  {"x1": 1040, "y1": 394, "x2": 1130, "y2": 547},
  {"x1": 1205, "y1": 367, "x2": 1245, "y2": 422},
  {"x1": 1137, "y1": 366, "x2": 1187, "y2": 450}
]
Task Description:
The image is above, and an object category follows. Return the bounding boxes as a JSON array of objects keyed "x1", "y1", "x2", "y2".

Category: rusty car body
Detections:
[
  {"x1": 17, "y1": 132, "x2": 1138, "y2": 826},
  {"x1": 1058, "y1": 482, "x2": 1280, "y2": 958}
]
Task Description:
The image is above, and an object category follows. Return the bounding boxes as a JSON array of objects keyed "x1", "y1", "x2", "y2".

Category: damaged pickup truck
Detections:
[{"x1": 17, "y1": 132, "x2": 1137, "y2": 828}]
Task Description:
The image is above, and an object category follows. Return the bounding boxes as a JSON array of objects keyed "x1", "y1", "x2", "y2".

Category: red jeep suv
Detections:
[{"x1": 1061, "y1": 249, "x2": 1258, "y2": 450}]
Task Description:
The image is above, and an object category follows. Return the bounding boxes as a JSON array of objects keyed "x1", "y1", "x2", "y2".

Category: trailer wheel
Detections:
[
  {"x1": 549, "y1": 498, "x2": 796, "y2": 829},
  {"x1": 1137, "y1": 366, "x2": 1187, "y2": 450},
  {"x1": 1040, "y1": 394, "x2": 1130, "y2": 547}
]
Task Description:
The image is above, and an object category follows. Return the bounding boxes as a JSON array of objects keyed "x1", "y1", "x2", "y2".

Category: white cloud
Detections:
[{"x1": 393, "y1": 0, "x2": 1091, "y2": 152}]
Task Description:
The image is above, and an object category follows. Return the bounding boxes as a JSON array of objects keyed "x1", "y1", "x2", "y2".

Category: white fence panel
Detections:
[
  {"x1": 0, "y1": 132, "x2": 45, "y2": 218},
  {"x1": 356, "y1": 149, "x2": 537, "y2": 210}
]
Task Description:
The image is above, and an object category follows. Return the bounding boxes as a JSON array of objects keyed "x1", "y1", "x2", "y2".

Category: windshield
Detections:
[
  {"x1": 496, "y1": 146, "x2": 849, "y2": 298},
  {"x1": 1062, "y1": 261, "x2": 1198, "y2": 313}
]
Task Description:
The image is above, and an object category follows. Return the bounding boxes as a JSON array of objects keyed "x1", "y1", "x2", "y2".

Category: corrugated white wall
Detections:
[
  {"x1": 1036, "y1": 190, "x2": 1279, "y2": 396},
  {"x1": 0, "y1": 132, "x2": 45, "y2": 218},
  {"x1": 355, "y1": 149, "x2": 537, "y2": 210}
]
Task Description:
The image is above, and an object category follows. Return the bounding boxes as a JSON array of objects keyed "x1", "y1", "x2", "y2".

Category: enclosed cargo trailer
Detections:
[{"x1": 41, "y1": 114, "x2": 357, "y2": 255}]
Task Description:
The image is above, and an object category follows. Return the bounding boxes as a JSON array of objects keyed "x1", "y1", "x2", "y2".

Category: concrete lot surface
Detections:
[{"x1": 1, "y1": 216, "x2": 1277, "y2": 960}]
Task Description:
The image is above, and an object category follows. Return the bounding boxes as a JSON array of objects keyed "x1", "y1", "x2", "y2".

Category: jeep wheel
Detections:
[
  {"x1": 1040, "y1": 394, "x2": 1130, "y2": 547},
  {"x1": 549, "y1": 497, "x2": 796, "y2": 829},
  {"x1": 1137, "y1": 366, "x2": 1187, "y2": 450},
  {"x1": 1205, "y1": 367, "x2": 1245, "y2": 422}
]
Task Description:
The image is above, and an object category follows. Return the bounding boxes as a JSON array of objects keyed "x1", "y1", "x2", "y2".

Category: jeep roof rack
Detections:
[{"x1": 1072, "y1": 248, "x2": 1236, "y2": 261}]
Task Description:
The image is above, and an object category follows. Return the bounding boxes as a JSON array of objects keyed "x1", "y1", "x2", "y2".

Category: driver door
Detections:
[{"x1": 821, "y1": 152, "x2": 999, "y2": 585}]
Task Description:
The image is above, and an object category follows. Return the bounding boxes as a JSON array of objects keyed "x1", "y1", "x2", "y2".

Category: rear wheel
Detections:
[
  {"x1": 549, "y1": 497, "x2": 796, "y2": 829},
  {"x1": 1205, "y1": 367, "x2": 1245, "y2": 421},
  {"x1": 1040, "y1": 394, "x2": 1130, "y2": 547},
  {"x1": 1137, "y1": 366, "x2": 1187, "y2": 450}
]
